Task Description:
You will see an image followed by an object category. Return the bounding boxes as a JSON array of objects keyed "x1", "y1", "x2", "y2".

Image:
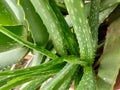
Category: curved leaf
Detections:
[
  {"x1": 76, "y1": 66, "x2": 96, "y2": 90},
  {"x1": 64, "y1": 0, "x2": 94, "y2": 63},
  {"x1": 100, "y1": 0, "x2": 120, "y2": 11},
  {"x1": 97, "y1": 17, "x2": 120, "y2": 90},
  {"x1": 89, "y1": 0, "x2": 100, "y2": 50},
  {"x1": 0, "y1": 26, "x2": 58, "y2": 60},
  {"x1": 0, "y1": 0, "x2": 24, "y2": 26},
  {"x1": 0, "y1": 25, "x2": 27, "y2": 52},
  {"x1": 49, "y1": 0, "x2": 79, "y2": 55},
  {"x1": 19, "y1": 0, "x2": 49, "y2": 46},
  {"x1": 0, "y1": 47, "x2": 29, "y2": 69},
  {"x1": 30, "y1": 0, "x2": 67, "y2": 55},
  {"x1": 99, "y1": 5, "x2": 117, "y2": 24},
  {"x1": 40, "y1": 64, "x2": 78, "y2": 90}
]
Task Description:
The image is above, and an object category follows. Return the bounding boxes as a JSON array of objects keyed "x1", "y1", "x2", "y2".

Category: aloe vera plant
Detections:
[{"x1": 0, "y1": 0, "x2": 120, "y2": 90}]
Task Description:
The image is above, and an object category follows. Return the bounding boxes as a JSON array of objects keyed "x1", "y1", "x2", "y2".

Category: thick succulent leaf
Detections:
[
  {"x1": 20, "y1": 76, "x2": 50, "y2": 90},
  {"x1": 0, "y1": 55, "x2": 78, "y2": 76},
  {"x1": 97, "y1": 17, "x2": 120, "y2": 90},
  {"x1": 84, "y1": 2, "x2": 117, "y2": 24},
  {"x1": 0, "y1": 67, "x2": 62, "y2": 90},
  {"x1": 0, "y1": 74, "x2": 49, "y2": 90},
  {"x1": 0, "y1": 0, "x2": 24, "y2": 26},
  {"x1": 0, "y1": 25, "x2": 27, "y2": 52},
  {"x1": 0, "y1": 62, "x2": 65, "y2": 89},
  {"x1": 89, "y1": 0, "x2": 99, "y2": 51},
  {"x1": 99, "y1": 5, "x2": 117, "y2": 24},
  {"x1": 76, "y1": 66, "x2": 96, "y2": 90},
  {"x1": 0, "y1": 26, "x2": 58, "y2": 60},
  {"x1": 30, "y1": 0, "x2": 67, "y2": 55},
  {"x1": 0, "y1": 47, "x2": 28, "y2": 69},
  {"x1": 40, "y1": 64, "x2": 78, "y2": 90},
  {"x1": 100, "y1": 0, "x2": 120, "y2": 11},
  {"x1": 19, "y1": 0, "x2": 49, "y2": 46},
  {"x1": 49, "y1": 0, "x2": 79, "y2": 55},
  {"x1": 64, "y1": 0, "x2": 94, "y2": 63}
]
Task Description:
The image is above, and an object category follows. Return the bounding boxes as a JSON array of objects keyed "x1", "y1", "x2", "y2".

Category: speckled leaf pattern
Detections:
[
  {"x1": 30, "y1": 0, "x2": 67, "y2": 55},
  {"x1": 97, "y1": 17, "x2": 120, "y2": 90},
  {"x1": 76, "y1": 66, "x2": 96, "y2": 90},
  {"x1": 64, "y1": 0, "x2": 94, "y2": 64},
  {"x1": 40, "y1": 64, "x2": 78, "y2": 90},
  {"x1": 49, "y1": 0, "x2": 79, "y2": 55},
  {"x1": 89, "y1": 0, "x2": 99, "y2": 50}
]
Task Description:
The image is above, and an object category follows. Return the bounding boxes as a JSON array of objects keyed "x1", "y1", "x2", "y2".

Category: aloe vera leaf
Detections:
[
  {"x1": 58, "y1": 66, "x2": 80, "y2": 90},
  {"x1": 0, "y1": 65, "x2": 64, "y2": 90},
  {"x1": 40, "y1": 63, "x2": 78, "y2": 90},
  {"x1": 64, "y1": 0, "x2": 94, "y2": 63},
  {"x1": 0, "y1": 0, "x2": 24, "y2": 26},
  {"x1": 30, "y1": 0, "x2": 67, "y2": 55},
  {"x1": 0, "y1": 61, "x2": 64, "y2": 77},
  {"x1": 19, "y1": 0, "x2": 49, "y2": 67},
  {"x1": 0, "y1": 26, "x2": 58, "y2": 60},
  {"x1": 74, "y1": 67, "x2": 83, "y2": 89},
  {"x1": 89, "y1": 0, "x2": 100, "y2": 51},
  {"x1": 0, "y1": 25, "x2": 28, "y2": 69},
  {"x1": 84, "y1": 2, "x2": 117, "y2": 24},
  {"x1": 0, "y1": 47, "x2": 29, "y2": 69},
  {"x1": 100, "y1": 0, "x2": 120, "y2": 11},
  {"x1": 0, "y1": 64, "x2": 64, "y2": 89},
  {"x1": 0, "y1": 25, "x2": 27, "y2": 52},
  {"x1": 20, "y1": 76, "x2": 50, "y2": 90},
  {"x1": 57, "y1": 74, "x2": 74, "y2": 90},
  {"x1": 64, "y1": 57, "x2": 87, "y2": 66},
  {"x1": 97, "y1": 17, "x2": 120, "y2": 90},
  {"x1": 99, "y1": 5, "x2": 117, "y2": 24},
  {"x1": 49, "y1": 0, "x2": 79, "y2": 55},
  {"x1": 19, "y1": 59, "x2": 63, "y2": 90},
  {"x1": 19, "y1": 0, "x2": 49, "y2": 46},
  {"x1": 0, "y1": 74, "x2": 50, "y2": 90},
  {"x1": 76, "y1": 66, "x2": 96, "y2": 90},
  {"x1": 0, "y1": 55, "x2": 78, "y2": 76}
]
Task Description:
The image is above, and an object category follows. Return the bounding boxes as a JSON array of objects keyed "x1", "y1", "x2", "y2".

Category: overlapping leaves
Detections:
[{"x1": 0, "y1": 0, "x2": 120, "y2": 90}]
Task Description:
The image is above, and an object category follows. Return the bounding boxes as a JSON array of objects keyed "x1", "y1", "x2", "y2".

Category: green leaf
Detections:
[
  {"x1": 76, "y1": 66, "x2": 96, "y2": 90},
  {"x1": 0, "y1": 0, "x2": 24, "y2": 26},
  {"x1": 0, "y1": 68, "x2": 62, "y2": 90},
  {"x1": 0, "y1": 55, "x2": 77, "y2": 76},
  {"x1": 100, "y1": 0, "x2": 120, "y2": 11},
  {"x1": 89, "y1": 0, "x2": 100, "y2": 50},
  {"x1": 0, "y1": 25, "x2": 27, "y2": 52},
  {"x1": 19, "y1": 0, "x2": 49, "y2": 46},
  {"x1": 40, "y1": 64, "x2": 78, "y2": 90},
  {"x1": 0, "y1": 26, "x2": 58, "y2": 60},
  {"x1": 49, "y1": 0, "x2": 79, "y2": 55},
  {"x1": 20, "y1": 76, "x2": 50, "y2": 90},
  {"x1": 64, "y1": 0, "x2": 94, "y2": 63},
  {"x1": 0, "y1": 74, "x2": 47, "y2": 90},
  {"x1": 84, "y1": 1, "x2": 117, "y2": 24},
  {"x1": 97, "y1": 17, "x2": 120, "y2": 90},
  {"x1": 99, "y1": 5, "x2": 117, "y2": 24},
  {"x1": 30, "y1": 0, "x2": 67, "y2": 55},
  {"x1": 0, "y1": 47, "x2": 28, "y2": 69}
]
